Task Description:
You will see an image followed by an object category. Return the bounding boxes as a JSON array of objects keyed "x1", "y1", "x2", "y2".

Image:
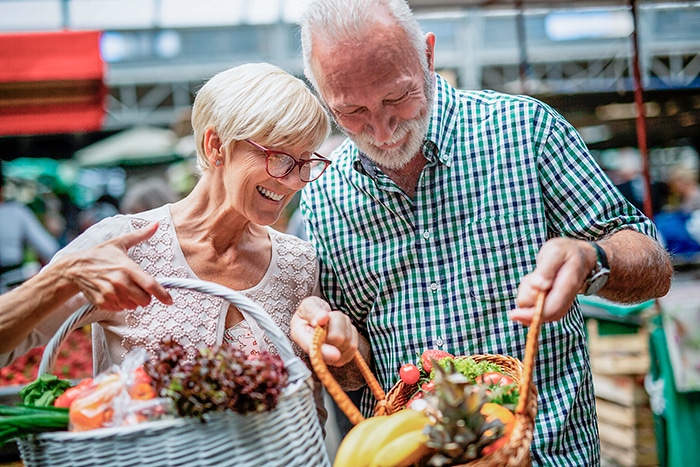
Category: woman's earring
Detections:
[{"x1": 215, "y1": 159, "x2": 222, "y2": 167}]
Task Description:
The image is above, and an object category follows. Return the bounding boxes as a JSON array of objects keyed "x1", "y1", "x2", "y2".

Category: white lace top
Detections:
[
  {"x1": 224, "y1": 322, "x2": 259, "y2": 355},
  {"x1": 1, "y1": 205, "x2": 320, "y2": 373}
]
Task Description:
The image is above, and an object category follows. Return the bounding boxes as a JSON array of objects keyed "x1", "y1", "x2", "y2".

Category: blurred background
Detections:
[
  {"x1": 1, "y1": 1, "x2": 699, "y2": 229},
  {"x1": 1, "y1": 1, "x2": 700, "y2": 466}
]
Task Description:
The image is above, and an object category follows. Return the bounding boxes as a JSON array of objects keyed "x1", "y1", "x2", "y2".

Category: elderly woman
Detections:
[{"x1": 0, "y1": 63, "x2": 331, "y2": 390}]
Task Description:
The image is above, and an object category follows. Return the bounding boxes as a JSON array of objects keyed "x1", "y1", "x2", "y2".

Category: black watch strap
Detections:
[
  {"x1": 582, "y1": 242, "x2": 610, "y2": 296},
  {"x1": 591, "y1": 242, "x2": 609, "y2": 270}
]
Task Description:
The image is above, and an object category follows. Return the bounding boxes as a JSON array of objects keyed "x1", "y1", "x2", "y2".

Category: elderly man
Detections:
[{"x1": 289, "y1": 0, "x2": 673, "y2": 465}]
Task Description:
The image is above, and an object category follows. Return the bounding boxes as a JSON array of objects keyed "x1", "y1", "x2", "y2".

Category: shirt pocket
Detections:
[{"x1": 461, "y1": 212, "x2": 540, "y2": 303}]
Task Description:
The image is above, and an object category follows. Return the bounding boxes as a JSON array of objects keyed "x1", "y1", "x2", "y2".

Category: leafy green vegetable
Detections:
[
  {"x1": 484, "y1": 383, "x2": 520, "y2": 408},
  {"x1": 18, "y1": 374, "x2": 73, "y2": 407},
  {"x1": 433, "y1": 357, "x2": 502, "y2": 382}
]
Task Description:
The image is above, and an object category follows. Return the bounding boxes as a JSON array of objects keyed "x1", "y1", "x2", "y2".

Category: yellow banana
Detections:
[
  {"x1": 333, "y1": 409, "x2": 432, "y2": 467},
  {"x1": 369, "y1": 428, "x2": 434, "y2": 467},
  {"x1": 333, "y1": 415, "x2": 389, "y2": 467}
]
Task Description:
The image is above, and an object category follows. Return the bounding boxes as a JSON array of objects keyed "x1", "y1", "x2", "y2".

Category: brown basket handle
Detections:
[
  {"x1": 310, "y1": 326, "x2": 390, "y2": 424},
  {"x1": 515, "y1": 289, "x2": 545, "y2": 415}
]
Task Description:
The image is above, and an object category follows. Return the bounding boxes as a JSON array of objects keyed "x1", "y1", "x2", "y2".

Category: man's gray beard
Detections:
[
  {"x1": 348, "y1": 114, "x2": 429, "y2": 170},
  {"x1": 343, "y1": 72, "x2": 435, "y2": 171}
]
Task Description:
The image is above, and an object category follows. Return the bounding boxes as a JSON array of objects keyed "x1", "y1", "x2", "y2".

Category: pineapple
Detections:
[{"x1": 424, "y1": 359, "x2": 506, "y2": 466}]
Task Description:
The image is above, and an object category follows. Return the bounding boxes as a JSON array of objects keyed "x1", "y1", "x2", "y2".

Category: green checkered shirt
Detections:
[{"x1": 300, "y1": 74, "x2": 655, "y2": 466}]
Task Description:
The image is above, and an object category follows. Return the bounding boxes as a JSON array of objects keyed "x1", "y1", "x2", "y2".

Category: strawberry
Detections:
[{"x1": 420, "y1": 349, "x2": 453, "y2": 373}]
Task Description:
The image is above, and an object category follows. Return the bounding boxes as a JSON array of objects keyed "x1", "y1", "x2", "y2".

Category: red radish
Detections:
[{"x1": 475, "y1": 372, "x2": 514, "y2": 386}]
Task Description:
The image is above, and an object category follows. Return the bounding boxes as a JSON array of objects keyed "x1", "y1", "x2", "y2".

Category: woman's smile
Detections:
[{"x1": 257, "y1": 186, "x2": 284, "y2": 202}]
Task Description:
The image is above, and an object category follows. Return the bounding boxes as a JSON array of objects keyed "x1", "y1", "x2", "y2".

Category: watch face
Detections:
[{"x1": 585, "y1": 272, "x2": 609, "y2": 296}]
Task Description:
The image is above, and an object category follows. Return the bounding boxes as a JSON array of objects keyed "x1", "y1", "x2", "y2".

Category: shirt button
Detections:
[
  {"x1": 430, "y1": 282, "x2": 438, "y2": 292},
  {"x1": 422, "y1": 231, "x2": 430, "y2": 240},
  {"x1": 436, "y1": 337, "x2": 444, "y2": 347}
]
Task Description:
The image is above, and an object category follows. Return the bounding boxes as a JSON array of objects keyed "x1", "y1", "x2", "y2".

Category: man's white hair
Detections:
[{"x1": 299, "y1": 0, "x2": 428, "y2": 92}]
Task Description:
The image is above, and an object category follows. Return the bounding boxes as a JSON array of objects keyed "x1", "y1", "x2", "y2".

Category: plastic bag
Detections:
[{"x1": 69, "y1": 348, "x2": 172, "y2": 432}]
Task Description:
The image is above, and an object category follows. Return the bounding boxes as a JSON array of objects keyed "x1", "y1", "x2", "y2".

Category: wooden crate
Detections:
[
  {"x1": 587, "y1": 319, "x2": 650, "y2": 375},
  {"x1": 593, "y1": 374, "x2": 659, "y2": 466},
  {"x1": 599, "y1": 441, "x2": 658, "y2": 467},
  {"x1": 593, "y1": 373, "x2": 649, "y2": 407}
]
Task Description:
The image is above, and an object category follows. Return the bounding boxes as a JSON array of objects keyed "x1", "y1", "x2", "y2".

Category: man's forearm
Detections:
[{"x1": 599, "y1": 229, "x2": 673, "y2": 303}]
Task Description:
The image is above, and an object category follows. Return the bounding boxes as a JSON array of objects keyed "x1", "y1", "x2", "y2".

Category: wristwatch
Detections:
[{"x1": 581, "y1": 242, "x2": 610, "y2": 296}]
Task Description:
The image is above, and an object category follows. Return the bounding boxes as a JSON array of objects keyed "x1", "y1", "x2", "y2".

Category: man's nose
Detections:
[{"x1": 366, "y1": 111, "x2": 399, "y2": 144}]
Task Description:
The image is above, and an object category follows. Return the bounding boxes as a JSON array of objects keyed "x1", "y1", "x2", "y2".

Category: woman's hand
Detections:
[
  {"x1": 291, "y1": 296, "x2": 359, "y2": 367},
  {"x1": 62, "y1": 223, "x2": 173, "y2": 311}
]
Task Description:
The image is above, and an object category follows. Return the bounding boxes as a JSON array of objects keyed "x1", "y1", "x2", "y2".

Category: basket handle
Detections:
[
  {"x1": 515, "y1": 289, "x2": 544, "y2": 415},
  {"x1": 309, "y1": 326, "x2": 389, "y2": 424},
  {"x1": 309, "y1": 290, "x2": 546, "y2": 422},
  {"x1": 38, "y1": 277, "x2": 311, "y2": 384}
]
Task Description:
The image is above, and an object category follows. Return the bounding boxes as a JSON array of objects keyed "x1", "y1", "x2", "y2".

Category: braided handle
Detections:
[
  {"x1": 38, "y1": 277, "x2": 311, "y2": 383},
  {"x1": 309, "y1": 326, "x2": 388, "y2": 424},
  {"x1": 515, "y1": 289, "x2": 545, "y2": 415}
]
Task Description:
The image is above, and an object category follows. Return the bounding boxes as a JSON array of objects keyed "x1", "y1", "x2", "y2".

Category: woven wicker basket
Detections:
[
  {"x1": 311, "y1": 291, "x2": 546, "y2": 467},
  {"x1": 15, "y1": 277, "x2": 330, "y2": 467}
]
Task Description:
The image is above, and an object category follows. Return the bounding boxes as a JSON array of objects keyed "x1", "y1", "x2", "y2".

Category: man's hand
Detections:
[
  {"x1": 510, "y1": 237, "x2": 593, "y2": 325},
  {"x1": 290, "y1": 296, "x2": 359, "y2": 367},
  {"x1": 510, "y1": 230, "x2": 672, "y2": 325},
  {"x1": 62, "y1": 223, "x2": 173, "y2": 311}
]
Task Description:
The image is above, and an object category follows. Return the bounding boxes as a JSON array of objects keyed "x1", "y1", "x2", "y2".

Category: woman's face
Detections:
[{"x1": 222, "y1": 140, "x2": 308, "y2": 226}]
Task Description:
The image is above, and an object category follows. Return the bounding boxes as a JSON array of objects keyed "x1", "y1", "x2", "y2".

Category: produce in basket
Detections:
[
  {"x1": 405, "y1": 350, "x2": 520, "y2": 411},
  {"x1": 67, "y1": 348, "x2": 167, "y2": 432},
  {"x1": 333, "y1": 407, "x2": 434, "y2": 467},
  {"x1": 312, "y1": 291, "x2": 543, "y2": 467},
  {"x1": 332, "y1": 354, "x2": 521, "y2": 467},
  {"x1": 0, "y1": 404, "x2": 69, "y2": 448},
  {"x1": 423, "y1": 359, "x2": 516, "y2": 466},
  {"x1": 0, "y1": 375, "x2": 73, "y2": 447},
  {"x1": 145, "y1": 337, "x2": 289, "y2": 418}
]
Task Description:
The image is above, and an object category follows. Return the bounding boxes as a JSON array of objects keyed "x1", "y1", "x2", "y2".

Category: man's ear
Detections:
[{"x1": 425, "y1": 32, "x2": 436, "y2": 72}]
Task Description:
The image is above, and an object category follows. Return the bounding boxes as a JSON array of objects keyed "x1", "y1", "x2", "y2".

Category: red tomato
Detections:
[
  {"x1": 420, "y1": 380, "x2": 435, "y2": 393},
  {"x1": 475, "y1": 372, "x2": 514, "y2": 386},
  {"x1": 420, "y1": 349, "x2": 453, "y2": 373},
  {"x1": 399, "y1": 363, "x2": 421, "y2": 385}
]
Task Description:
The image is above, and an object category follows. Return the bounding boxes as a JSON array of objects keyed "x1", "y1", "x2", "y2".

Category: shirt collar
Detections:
[{"x1": 426, "y1": 73, "x2": 460, "y2": 168}]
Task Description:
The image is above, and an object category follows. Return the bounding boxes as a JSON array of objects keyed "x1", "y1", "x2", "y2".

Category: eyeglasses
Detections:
[{"x1": 244, "y1": 139, "x2": 331, "y2": 182}]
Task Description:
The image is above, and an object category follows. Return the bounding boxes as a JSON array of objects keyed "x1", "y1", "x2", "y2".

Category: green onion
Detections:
[{"x1": 0, "y1": 404, "x2": 69, "y2": 447}]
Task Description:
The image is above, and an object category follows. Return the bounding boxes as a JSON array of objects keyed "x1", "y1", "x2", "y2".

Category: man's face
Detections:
[{"x1": 312, "y1": 28, "x2": 433, "y2": 170}]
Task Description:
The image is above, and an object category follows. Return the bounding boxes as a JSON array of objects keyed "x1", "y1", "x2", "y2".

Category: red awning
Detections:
[{"x1": 0, "y1": 30, "x2": 107, "y2": 136}]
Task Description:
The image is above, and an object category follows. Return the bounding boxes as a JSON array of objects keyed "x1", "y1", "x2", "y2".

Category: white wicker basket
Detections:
[{"x1": 15, "y1": 277, "x2": 330, "y2": 467}]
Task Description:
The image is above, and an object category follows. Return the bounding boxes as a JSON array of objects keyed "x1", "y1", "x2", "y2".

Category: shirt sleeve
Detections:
[{"x1": 535, "y1": 103, "x2": 656, "y2": 240}]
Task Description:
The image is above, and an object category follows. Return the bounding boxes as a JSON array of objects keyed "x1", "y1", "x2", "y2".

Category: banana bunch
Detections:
[{"x1": 333, "y1": 408, "x2": 435, "y2": 467}]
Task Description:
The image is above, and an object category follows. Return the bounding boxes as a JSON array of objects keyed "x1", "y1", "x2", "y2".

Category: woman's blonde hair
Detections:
[{"x1": 191, "y1": 63, "x2": 330, "y2": 172}]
